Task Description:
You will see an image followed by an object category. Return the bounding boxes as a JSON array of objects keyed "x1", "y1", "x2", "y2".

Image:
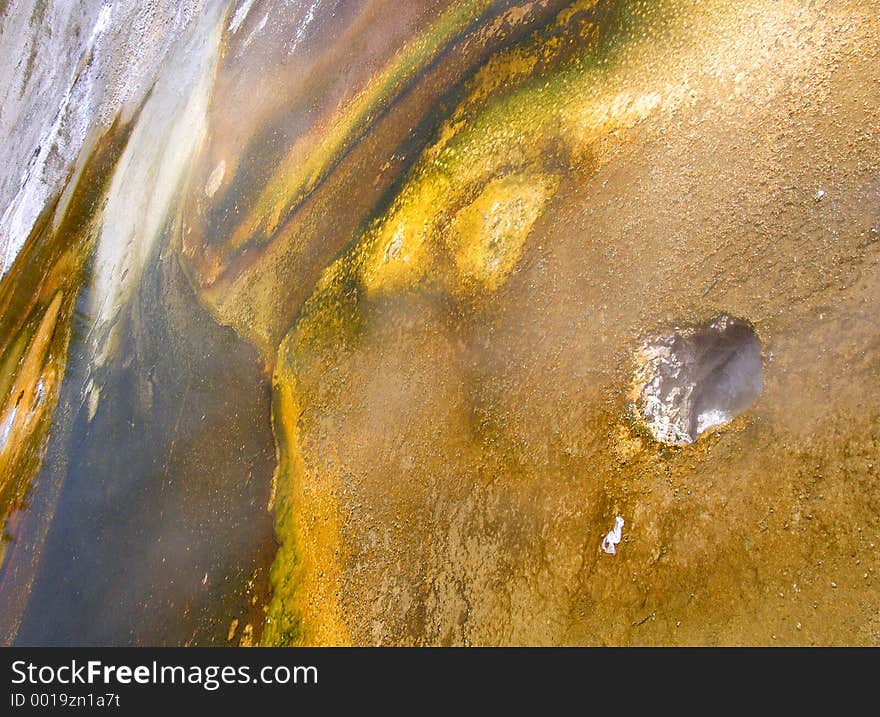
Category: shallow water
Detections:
[
  {"x1": 10, "y1": 251, "x2": 276, "y2": 646},
  {"x1": 1, "y1": 0, "x2": 879, "y2": 646}
]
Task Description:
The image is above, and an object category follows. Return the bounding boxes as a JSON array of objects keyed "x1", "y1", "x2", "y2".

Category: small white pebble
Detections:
[{"x1": 601, "y1": 516, "x2": 625, "y2": 555}]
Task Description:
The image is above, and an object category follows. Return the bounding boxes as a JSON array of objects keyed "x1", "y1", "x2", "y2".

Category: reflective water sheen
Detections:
[{"x1": 0, "y1": 0, "x2": 879, "y2": 646}]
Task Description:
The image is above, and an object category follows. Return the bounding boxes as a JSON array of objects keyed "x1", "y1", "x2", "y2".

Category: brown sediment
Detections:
[
  {"x1": 261, "y1": 0, "x2": 880, "y2": 644},
  {"x1": 3, "y1": 0, "x2": 877, "y2": 647},
  {"x1": 178, "y1": 0, "x2": 579, "y2": 355}
]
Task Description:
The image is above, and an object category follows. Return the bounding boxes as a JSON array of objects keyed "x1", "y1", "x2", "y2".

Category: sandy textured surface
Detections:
[{"x1": 1, "y1": 0, "x2": 877, "y2": 646}]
